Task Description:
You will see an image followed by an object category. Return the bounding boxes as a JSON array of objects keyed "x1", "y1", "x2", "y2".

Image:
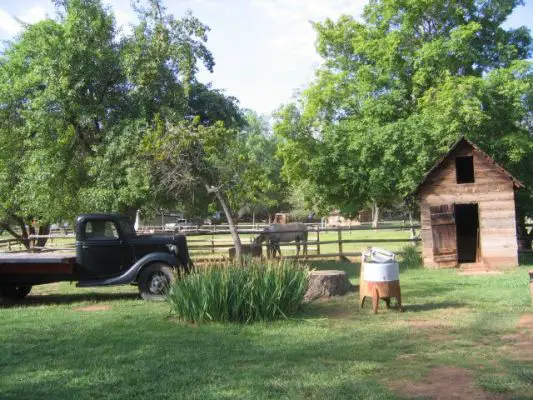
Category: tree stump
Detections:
[{"x1": 304, "y1": 270, "x2": 352, "y2": 302}]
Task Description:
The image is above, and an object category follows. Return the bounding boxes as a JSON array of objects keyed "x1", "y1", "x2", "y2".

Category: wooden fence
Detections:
[
  {"x1": 184, "y1": 225, "x2": 421, "y2": 262},
  {"x1": 3, "y1": 221, "x2": 533, "y2": 265},
  {"x1": 0, "y1": 223, "x2": 421, "y2": 261}
]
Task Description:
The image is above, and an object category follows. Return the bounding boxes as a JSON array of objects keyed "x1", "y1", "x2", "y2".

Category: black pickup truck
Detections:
[{"x1": 0, "y1": 214, "x2": 192, "y2": 301}]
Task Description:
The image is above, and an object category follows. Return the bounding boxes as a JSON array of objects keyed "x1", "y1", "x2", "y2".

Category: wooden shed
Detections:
[{"x1": 415, "y1": 138, "x2": 523, "y2": 269}]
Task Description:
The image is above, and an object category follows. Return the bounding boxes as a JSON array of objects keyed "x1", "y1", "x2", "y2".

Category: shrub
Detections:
[
  {"x1": 400, "y1": 244, "x2": 423, "y2": 271},
  {"x1": 167, "y1": 259, "x2": 309, "y2": 323}
]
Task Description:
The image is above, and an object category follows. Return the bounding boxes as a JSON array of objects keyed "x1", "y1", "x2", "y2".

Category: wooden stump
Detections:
[
  {"x1": 228, "y1": 244, "x2": 262, "y2": 260},
  {"x1": 304, "y1": 270, "x2": 351, "y2": 302}
]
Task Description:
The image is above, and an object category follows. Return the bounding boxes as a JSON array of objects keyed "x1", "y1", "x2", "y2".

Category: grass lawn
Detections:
[{"x1": 1, "y1": 263, "x2": 532, "y2": 399}]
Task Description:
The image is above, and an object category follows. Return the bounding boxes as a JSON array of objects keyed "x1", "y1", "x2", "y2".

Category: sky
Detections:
[{"x1": 1, "y1": 0, "x2": 532, "y2": 115}]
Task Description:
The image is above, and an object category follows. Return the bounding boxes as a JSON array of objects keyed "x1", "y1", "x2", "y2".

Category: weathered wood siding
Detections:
[{"x1": 419, "y1": 142, "x2": 518, "y2": 269}]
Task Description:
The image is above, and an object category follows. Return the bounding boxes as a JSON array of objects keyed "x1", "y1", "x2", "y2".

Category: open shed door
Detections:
[{"x1": 430, "y1": 204, "x2": 458, "y2": 265}]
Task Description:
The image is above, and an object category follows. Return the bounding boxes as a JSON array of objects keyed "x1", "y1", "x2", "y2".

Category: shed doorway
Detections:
[{"x1": 455, "y1": 203, "x2": 479, "y2": 263}]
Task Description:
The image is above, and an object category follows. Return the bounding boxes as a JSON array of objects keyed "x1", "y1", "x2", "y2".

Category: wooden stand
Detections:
[
  {"x1": 304, "y1": 270, "x2": 351, "y2": 302},
  {"x1": 360, "y1": 280, "x2": 402, "y2": 313},
  {"x1": 360, "y1": 266, "x2": 402, "y2": 313}
]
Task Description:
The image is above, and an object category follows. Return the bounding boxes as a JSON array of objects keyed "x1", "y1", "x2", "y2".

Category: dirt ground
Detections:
[
  {"x1": 388, "y1": 366, "x2": 508, "y2": 400},
  {"x1": 388, "y1": 314, "x2": 533, "y2": 399},
  {"x1": 500, "y1": 313, "x2": 533, "y2": 361},
  {"x1": 72, "y1": 304, "x2": 111, "y2": 312}
]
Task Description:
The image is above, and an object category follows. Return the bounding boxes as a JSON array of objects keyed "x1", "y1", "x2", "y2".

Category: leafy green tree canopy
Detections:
[
  {"x1": 0, "y1": 0, "x2": 244, "y2": 246},
  {"x1": 275, "y1": 0, "x2": 533, "y2": 219}
]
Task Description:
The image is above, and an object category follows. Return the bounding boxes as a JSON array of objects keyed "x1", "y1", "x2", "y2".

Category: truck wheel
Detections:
[
  {"x1": 138, "y1": 263, "x2": 175, "y2": 301},
  {"x1": 0, "y1": 285, "x2": 32, "y2": 300}
]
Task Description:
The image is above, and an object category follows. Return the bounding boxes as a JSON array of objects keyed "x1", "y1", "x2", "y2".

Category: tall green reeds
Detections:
[{"x1": 167, "y1": 259, "x2": 309, "y2": 323}]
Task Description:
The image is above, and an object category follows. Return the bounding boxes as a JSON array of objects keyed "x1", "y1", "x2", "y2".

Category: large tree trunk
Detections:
[
  {"x1": 0, "y1": 218, "x2": 29, "y2": 249},
  {"x1": 35, "y1": 224, "x2": 51, "y2": 249},
  {"x1": 122, "y1": 207, "x2": 138, "y2": 223},
  {"x1": 205, "y1": 184, "x2": 242, "y2": 261},
  {"x1": 16, "y1": 217, "x2": 31, "y2": 250},
  {"x1": 372, "y1": 200, "x2": 380, "y2": 229},
  {"x1": 0, "y1": 216, "x2": 50, "y2": 250},
  {"x1": 407, "y1": 209, "x2": 417, "y2": 242}
]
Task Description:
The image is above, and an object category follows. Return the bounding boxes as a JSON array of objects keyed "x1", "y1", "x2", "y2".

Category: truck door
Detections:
[{"x1": 78, "y1": 220, "x2": 133, "y2": 278}]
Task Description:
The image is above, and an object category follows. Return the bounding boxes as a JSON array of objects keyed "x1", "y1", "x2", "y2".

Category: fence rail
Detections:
[
  {"x1": 4, "y1": 219, "x2": 533, "y2": 264},
  {"x1": 0, "y1": 224, "x2": 421, "y2": 262}
]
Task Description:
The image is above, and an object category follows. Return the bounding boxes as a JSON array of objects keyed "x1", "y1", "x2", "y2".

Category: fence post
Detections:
[
  {"x1": 338, "y1": 227, "x2": 343, "y2": 260},
  {"x1": 316, "y1": 228, "x2": 320, "y2": 255},
  {"x1": 211, "y1": 232, "x2": 215, "y2": 254}
]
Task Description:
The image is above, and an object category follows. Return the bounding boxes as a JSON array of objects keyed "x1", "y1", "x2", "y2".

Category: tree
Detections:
[
  {"x1": 275, "y1": 0, "x2": 533, "y2": 226},
  {"x1": 0, "y1": 0, "x2": 122, "y2": 247},
  {"x1": 143, "y1": 118, "x2": 252, "y2": 259},
  {"x1": 0, "y1": 0, "x2": 241, "y2": 247},
  {"x1": 239, "y1": 111, "x2": 291, "y2": 221},
  {"x1": 81, "y1": 0, "x2": 224, "y2": 218}
]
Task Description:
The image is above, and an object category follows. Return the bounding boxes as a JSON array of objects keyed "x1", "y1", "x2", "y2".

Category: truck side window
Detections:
[{"x1": 84, "y1": 221, "x2": 119, "y2": 240}]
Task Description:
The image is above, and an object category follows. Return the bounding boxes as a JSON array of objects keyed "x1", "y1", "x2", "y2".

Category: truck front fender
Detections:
[{"x1": 77, "y1": 252, "x2": 178, "y2": 288}]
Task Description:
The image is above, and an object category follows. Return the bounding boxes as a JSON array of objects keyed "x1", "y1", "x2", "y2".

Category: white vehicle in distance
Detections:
[{"x1": 164, "y1": 218, "x2": 192, "y2": 232}]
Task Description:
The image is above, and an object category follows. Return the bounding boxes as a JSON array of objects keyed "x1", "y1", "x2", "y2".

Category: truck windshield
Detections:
[{"x1": 118, "y1": 219, "x2": 136, "y2": 237}]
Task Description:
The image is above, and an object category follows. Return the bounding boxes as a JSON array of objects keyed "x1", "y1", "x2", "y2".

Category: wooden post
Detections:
[
  {"x1": 529, "y1": 270, "x2": 533, "y2": 305},
  {"x1": 338, "y1": 228, "x2": 343, "y2": 260},
  {"x1": 211, "y1": 232, "x2": 215, "y2": 254},
  {"x1": 316, "y1": 228, "x2": 321, "y2": 255}
]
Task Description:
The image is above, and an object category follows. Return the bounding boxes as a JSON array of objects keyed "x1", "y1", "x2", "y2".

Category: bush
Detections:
[
  {"x1": 167, "y1": 259, "x2": 309, "y2": 323},
  {"x1": 400, "y1": 244, "x2": 423, "y2": 270}
]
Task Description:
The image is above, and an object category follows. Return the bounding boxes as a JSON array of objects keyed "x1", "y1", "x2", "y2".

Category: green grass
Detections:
[{"x1": 1, "y1": 265, "x2": 532, "y2": 399}]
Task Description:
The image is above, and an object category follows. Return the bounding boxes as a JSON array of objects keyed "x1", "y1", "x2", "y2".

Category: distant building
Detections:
[{"x1": 326, "y1": 210, "x2": 361, "y2": 227}]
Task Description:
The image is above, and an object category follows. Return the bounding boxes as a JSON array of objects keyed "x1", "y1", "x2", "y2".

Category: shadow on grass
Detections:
[
  {"x1": 1, "y1": 312, "x2": 406, "y2": 400},
  {"x1": 0, "y1": 292, "x2": 140, "y2": 308},
  {"x1": 403, "y1": 301, "x2": 466, "y2": 312}
]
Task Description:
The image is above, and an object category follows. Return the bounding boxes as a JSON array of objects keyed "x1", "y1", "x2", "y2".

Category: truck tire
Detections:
[
  {"x1": 0, "y1": 285, "x2": 32, "y2": 300},
  {"x1": 138, "y1": 263, "x2": 175, "y2": 301}
]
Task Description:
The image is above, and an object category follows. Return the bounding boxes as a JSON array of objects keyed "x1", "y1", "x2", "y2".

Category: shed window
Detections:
[{"x1": 455, "y1": 156, "x2": 474, "y2": 183}]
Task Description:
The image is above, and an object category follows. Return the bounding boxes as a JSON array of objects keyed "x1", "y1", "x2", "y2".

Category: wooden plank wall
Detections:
[{"x1": 419, "y1": 142, "x2": 518, "y2": 269}]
